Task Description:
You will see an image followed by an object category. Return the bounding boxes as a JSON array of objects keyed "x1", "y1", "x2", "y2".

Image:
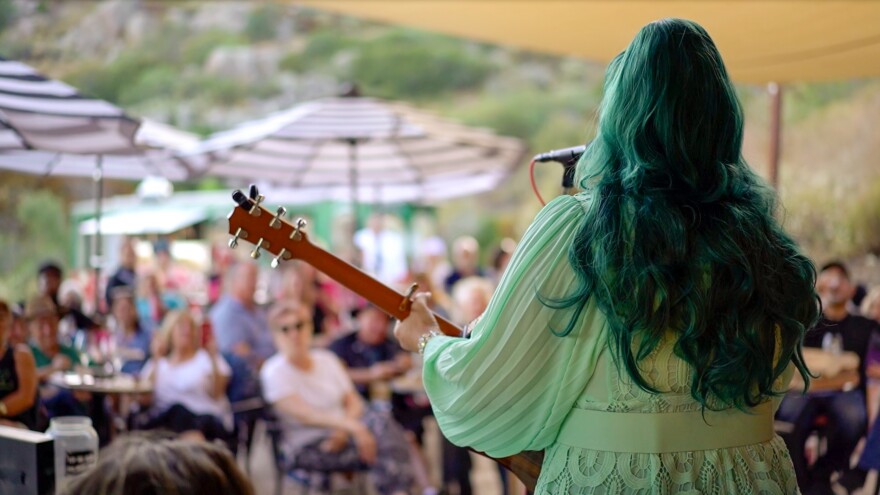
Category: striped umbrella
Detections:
[
  {"x1": 188, "y1": 91, "x2": 527, "y2": 205},
  {"x1": 0, "y1": 57, "x2": 194, "y2": 310}
]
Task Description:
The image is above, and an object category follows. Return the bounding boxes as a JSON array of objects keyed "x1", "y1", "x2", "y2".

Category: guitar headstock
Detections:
[{"x1": 227, "y1": 185, "x2": 311, "y2": 268}]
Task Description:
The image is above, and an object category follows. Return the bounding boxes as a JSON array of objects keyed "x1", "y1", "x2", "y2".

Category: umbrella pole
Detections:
[
  {"x1": 93, "y1": 154, "x2": 104, "y2": 314},
  {"x1": 768, "y1": 83, "x2": 782, "y2": 190}
]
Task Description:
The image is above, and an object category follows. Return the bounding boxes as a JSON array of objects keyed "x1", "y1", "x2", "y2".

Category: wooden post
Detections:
[{"x1": 768, "y1": 83, "x2": 782, "y2": 189}]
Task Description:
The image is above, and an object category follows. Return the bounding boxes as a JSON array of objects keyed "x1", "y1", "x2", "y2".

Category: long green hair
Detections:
[{"x1": 547, "y1": 19, "x2": 819, "y2": 409}]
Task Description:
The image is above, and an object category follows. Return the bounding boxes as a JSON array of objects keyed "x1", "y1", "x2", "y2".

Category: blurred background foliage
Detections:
[{"x1": 0, "y1": 0, "x2": 878, "y2": 298}]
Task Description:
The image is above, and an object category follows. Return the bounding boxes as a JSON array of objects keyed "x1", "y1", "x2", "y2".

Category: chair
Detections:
[
  {"x1": 223, "y1": 351, "x2": 264, "y2": 464},
  {"x1": 264, "y1": 410, "x2": 369, "y2": 495}
]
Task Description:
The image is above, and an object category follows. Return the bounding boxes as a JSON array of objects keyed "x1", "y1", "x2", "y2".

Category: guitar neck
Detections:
[{"x1": 295, "y1": 240, "x2": 461, "y2": 337}]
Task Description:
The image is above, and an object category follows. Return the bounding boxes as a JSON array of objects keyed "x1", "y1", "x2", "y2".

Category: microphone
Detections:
[{"x1": 532, "y1": 145, "x2": 586, "y2": 165}]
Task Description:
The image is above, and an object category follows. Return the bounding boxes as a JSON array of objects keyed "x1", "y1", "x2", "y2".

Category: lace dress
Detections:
[{"x1": 421, "y1": 193, "x2": 799, "y2": 494}]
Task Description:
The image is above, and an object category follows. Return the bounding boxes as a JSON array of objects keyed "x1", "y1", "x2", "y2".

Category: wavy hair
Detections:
[{"x1": 546, "y1": 19, "x2": 819, "y2": 410}]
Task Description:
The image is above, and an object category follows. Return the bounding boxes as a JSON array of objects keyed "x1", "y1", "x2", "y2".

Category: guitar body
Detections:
[{"x1": 227, "y1": 189, "x2": 543, "y2": 491}]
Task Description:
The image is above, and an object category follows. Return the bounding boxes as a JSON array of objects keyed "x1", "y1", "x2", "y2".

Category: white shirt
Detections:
[
  {"x1": 143, "y1": 349, "x2": 232, "y2": 428},
  {"x1": 261, "y1": 349, "x2": 354, "y2": 453},
  {"x1": 354, "y1": 228, "x2": 408, "y2": 285}
]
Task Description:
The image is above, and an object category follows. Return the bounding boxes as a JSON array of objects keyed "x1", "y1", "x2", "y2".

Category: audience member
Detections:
[
  {"x1": 417, "y1": 236, "x2": 452, "y2": 297},
  {"x1": 108, "y1": 287, "x2": 151, "y2": 375},
  {"x1": 444, "y1": 236, "x2": 484, "y2": 293},
  {"x1": 354, "y1": 213, "x2": 408, "y2": 285},
  {"x1": 25, "y1": 295, "x2": 80, "y2": 380},
  {"x1": 260, "y1": 301, "x2": 414, "y2": 495},
  {"x1": 209, "y1": 263, "x2": 274, "y2": 373},
  {"x1": 25, "y1": 294, "x2": 88, "y2": 419},
  {"x1": 777, "y1": 261, "x2": 880, "y2": 493},
  {"x1": 488, "y1": 237, "x2": 517, "y2": 286},
  {"x1": 104, "y1": 238, "x2": 138, "y2": 310},
  {"x1": 60, "y1": 432, "x2": 254, "y2": 495},
  {"x1": 329, "y1": 305, "x2": 410, "y2": 398},
  {"x1": 141, "y1": 310, "x2": 233, "y2": 444},
  {"x1": 0, "y1": 300, "x2": 38, "y2": 429},
  {"x1": 7, "y1": 303, "x2": 28, "y2": 347},
  {"x1": 37, "y1": 261, "x2": 98, "y2": 331},
  {"x1": 135, "y1": 271, "x2": 166, "y2": 334}
]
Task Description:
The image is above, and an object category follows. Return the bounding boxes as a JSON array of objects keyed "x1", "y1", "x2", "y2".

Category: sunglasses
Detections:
[{"x1": 280, "y1": 321, "x2": 310, "y2": 333}]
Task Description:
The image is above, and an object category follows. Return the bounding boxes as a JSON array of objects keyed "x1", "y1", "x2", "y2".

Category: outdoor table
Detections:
[{"x1": 48, "y1": 372, "x2": 152, "y2": 445}]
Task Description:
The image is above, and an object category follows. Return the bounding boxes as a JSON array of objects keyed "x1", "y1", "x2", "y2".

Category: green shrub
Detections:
[
  {"x1": 280, "y1": 29, "x2": 358, "y2": 73},
  {"x1": 118, "y1": 66, "x2": 179, "y2": 106},
  {"x1": 350, "y1": 30, "x2": 493, "y2": 99},
  {"x1": 181, "y1": 29, "x2": 246, "y2": 66},
  {"x1": 245, "y1": 3, "x2": 283, "y2": 42},
  {"x1": 0, "y1": 0, "x2": 15, "y2": 33}
]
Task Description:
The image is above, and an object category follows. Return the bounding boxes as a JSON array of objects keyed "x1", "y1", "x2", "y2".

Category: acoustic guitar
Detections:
[{"x1": 227, "y1": 186, "x2": 544, "y2": 491}]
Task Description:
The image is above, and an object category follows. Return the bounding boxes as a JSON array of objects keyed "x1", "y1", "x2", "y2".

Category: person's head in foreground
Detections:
[
  {"x1": 59, "y1": 433, "x2": 254, "y2": 495},
  {"x1": 556, "y1": 18, "x2": 820, "y2": 409}
]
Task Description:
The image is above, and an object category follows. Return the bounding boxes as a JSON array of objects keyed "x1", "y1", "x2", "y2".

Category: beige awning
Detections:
[{"x1": 296, "y1": 0, "x2": 880, "y2": 83}]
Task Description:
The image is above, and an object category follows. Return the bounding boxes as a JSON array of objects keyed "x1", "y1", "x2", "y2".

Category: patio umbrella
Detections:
[
  {"x1": 0, "y1": 57, "x2": 194, "y2": 310},
  {"x1": 187, "y1": 90, "x2": 527, "y2": 209}
]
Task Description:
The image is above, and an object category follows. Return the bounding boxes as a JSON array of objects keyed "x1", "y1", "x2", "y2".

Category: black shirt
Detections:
[
  {"x1": 0, "y1": 346, "x2": 37, "y2": 430},
  {"x1": 803, "y1": 314, "x2": 880, "y2": 396},
  {"x1": 329, "y1": 332, "x2": 401, "y2": 398}
]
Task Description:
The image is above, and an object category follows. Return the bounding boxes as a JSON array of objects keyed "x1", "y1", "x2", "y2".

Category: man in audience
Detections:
[
  {"x1": 443, "y1": 236, "x2": 484, "y2": 293},
  {"x1": 354, "y1": 213, "x2": 408, "y2": 285},
  {"x1": 329, "y1": 305, "x2": 410, "y2": 399},
  {"x1": 105, "y1": 238, "x2": 138, "y2": 310},
  {"x1": 777, "y1": 261, "x2": 880, "y2": 494},
  {"x1": 209, "y1": 262, "x2": 274, "y2": 373},
  {"x1": 36, "y1": 261, "x2": 97, "y2": 331}
]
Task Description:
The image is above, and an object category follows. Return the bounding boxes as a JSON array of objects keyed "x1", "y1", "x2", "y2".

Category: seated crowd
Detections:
[
  {"x1": 6, "y1": 230, "x2": 880, "y2": 495},
  {"x1": 0, "y1": 233, "x2": 518, "y2": 494}
]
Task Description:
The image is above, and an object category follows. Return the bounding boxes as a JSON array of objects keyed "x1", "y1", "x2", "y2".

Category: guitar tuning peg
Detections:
[
  {"x1": 248, "y1": 194, "x2": 265, "y2": 216},
  {"x1": 289, "y1": 218, "x2": 308, "y2": 241},
  {"x1": 269, "y1": 206, "x2": 287, "y2": 229},
  {"x1": 271, "y1": 248, "x2": 292, "y2": 269},
  {"x1": 228, "y1": 227, "x2": 248, "y2": 249},
  {"x1": 250, "y1": 238, "x2": 270, "y2": 259}
]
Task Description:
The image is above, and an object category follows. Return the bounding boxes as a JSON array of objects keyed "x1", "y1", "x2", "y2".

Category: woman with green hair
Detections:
[{"x1": 395, "y1": 18, "x2": 818, "y2": 494}]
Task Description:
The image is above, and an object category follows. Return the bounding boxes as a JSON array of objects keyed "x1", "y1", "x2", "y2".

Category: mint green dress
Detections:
[{"x1": 422, "y1": 193, "x2": 799, "y2": 494}]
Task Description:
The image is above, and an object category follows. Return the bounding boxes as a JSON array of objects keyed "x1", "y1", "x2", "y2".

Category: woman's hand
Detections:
[
  {"x1": 319, "y1": 429, "x2": 349, "y2": 453},
  {"x1": 351, "y1": 423, "x2": 377, "y2": 464},
  {"x1": 394, "y1": 293, "x2": 440, "y2": 353}
]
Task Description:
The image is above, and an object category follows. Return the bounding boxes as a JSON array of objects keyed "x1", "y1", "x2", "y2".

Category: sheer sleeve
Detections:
[{"x1": 422, "y1": 194, "x2": 608, "y2": 458}]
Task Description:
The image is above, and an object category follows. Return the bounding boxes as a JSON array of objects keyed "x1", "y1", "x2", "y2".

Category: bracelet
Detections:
[{"x1": 417, "y1": 328, "x2": 442, "y2": 356}]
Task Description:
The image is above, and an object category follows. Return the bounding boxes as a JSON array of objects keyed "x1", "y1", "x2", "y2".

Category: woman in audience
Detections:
[
  {"x1": 0, "y1": 300, "x2": 38, "y2": 429},
  {"x1": 260, "y1": 301, "x2": 414, "y2": 495},
  {"x1": 108, "y1": 287, "x2": 151, "y2": 375},
  {"x1": 141, "y1": 309, "x2": 233, "y2": 444},
  {"x1": 60, "y1": 432, "x2": 254, "y2": 495}
]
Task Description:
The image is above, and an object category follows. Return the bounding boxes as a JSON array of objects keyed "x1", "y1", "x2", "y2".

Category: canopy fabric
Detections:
[
  {"x1": 78, "y1": 207, "x2": 208, "y2": 236},
  {"x1": 0, "y1": 57, "x2": 141, "y2": 154},
  {"x1": 0, "y1": 149, "x2": 191, "y2": 181},
  {"x1": 296, "y1": 1, "x2": 880, "y2": 84},
  {"x1": 190, "y1": 95, "x2": 526, "y2": 204}
]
